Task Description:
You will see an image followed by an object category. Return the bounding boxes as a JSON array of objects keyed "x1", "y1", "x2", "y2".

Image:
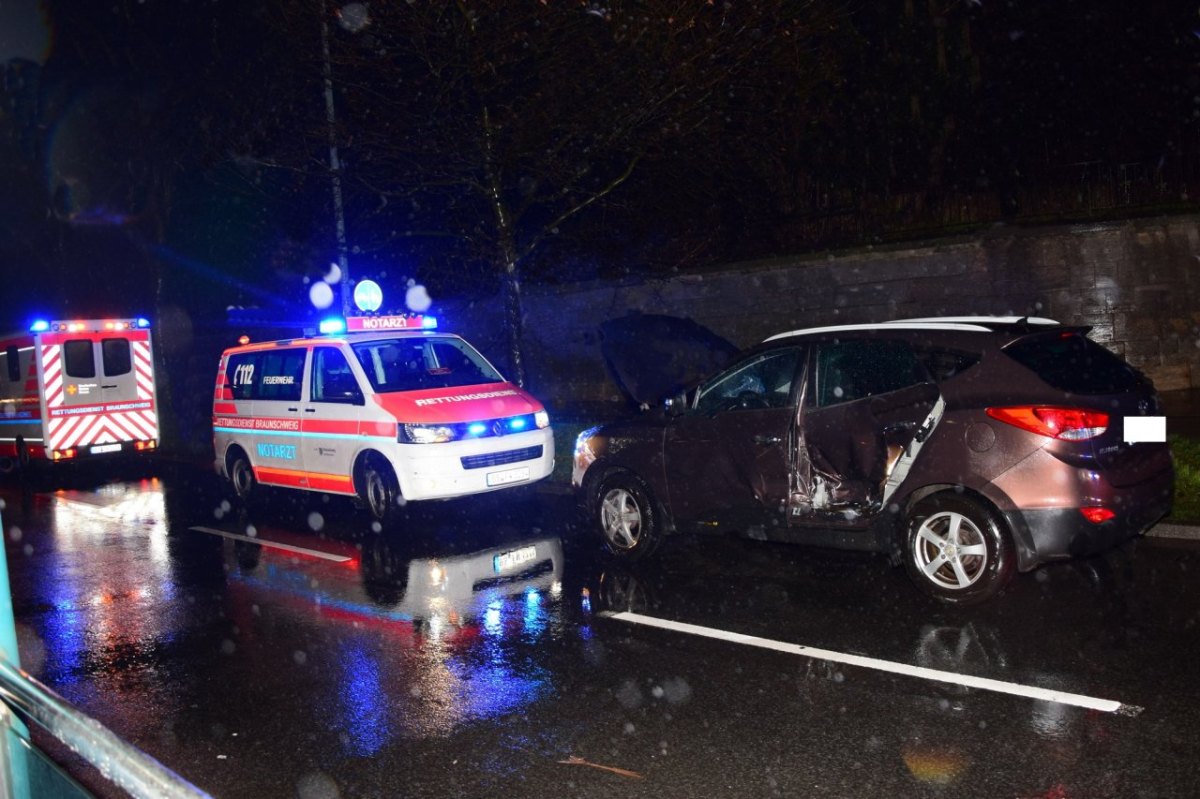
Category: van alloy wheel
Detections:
[{"x1": 361, "y1": 459, "x2": 401, "y2": 527}]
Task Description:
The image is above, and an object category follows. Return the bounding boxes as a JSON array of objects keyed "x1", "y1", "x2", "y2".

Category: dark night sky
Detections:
[{"x1": 1, "y1": 1, "x2": 1198, "y2": 334}]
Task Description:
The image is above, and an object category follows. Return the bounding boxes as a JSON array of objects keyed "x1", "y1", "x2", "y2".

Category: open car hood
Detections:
[{"x1": 600, "y1": 313, "x2": 739, "y2": 406}]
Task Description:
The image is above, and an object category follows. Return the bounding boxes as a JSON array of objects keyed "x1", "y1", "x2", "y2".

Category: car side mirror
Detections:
[{"x1": 663, "y1": 391, "x2": 689, "y2": 416}]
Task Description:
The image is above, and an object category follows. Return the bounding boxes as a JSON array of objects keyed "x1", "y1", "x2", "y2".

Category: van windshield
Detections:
[{"x1": 351, "y1": 336, "x2": 504, "y2": 393}]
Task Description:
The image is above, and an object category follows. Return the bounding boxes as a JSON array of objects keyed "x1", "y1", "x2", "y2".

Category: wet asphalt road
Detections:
[{"x1": 2, "y1": 460, "x2": 1200, "y2": 799}]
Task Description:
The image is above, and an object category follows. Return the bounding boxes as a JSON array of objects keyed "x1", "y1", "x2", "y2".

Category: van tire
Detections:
[
  {"x1": 361, "y1": 457, "x2": 402, "y2": 528},
  {"x1": 228, "y1": 449, "x2": 256, "y2": 503}
]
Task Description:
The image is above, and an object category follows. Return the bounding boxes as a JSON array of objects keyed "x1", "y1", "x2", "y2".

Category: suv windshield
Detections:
[
  {"x1": 1003, "y1": 332, "x2": 1142, "y2": 394},
  {"x1": 352, "y1": 336, "x2": 503, "y2": 393}
]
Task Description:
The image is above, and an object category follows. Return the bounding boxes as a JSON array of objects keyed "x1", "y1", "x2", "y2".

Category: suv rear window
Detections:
[{"x1": 1003, "y1": 333, "x2": 1141, "y2": 394}]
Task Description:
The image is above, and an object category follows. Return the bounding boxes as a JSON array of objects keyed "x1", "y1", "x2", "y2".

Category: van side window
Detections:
[
  {"x1": 312, "y1": 348, "x2": 362, "y2": 403},
  {"x1": 257, "y1": 349, "x2": 306, "y2": 402},
  {"x1": 101, "y1": 338, "x2": 132, "y2": 377},
  {"x1": 63, "y1": 340, "x2": 96, "y2": 379},
  {"x1": 5, "y1": 346, "x2": 18, "y2": 384},
  {"x1": 226, "y1": 353, "x2": 259, "y2": 400}
]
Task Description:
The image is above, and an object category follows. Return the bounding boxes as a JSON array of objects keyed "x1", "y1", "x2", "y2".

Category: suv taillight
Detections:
[{"x1": 985, "y1": 406, "x2": 1109, "y2": 441}]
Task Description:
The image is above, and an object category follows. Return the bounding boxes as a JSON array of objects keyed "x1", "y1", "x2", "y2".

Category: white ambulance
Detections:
[
  {"x1": 0, "y1": 317, "x2": 159, "y2": 475},
  {"x1": 211, "y1": 314, "x2": 555, "y2": 525}
]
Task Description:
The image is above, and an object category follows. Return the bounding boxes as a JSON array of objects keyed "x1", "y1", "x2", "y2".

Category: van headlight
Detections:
[
  {"x1": 399, "y1": 423, "x2": 456, "y2": 444},
  {"x1": 535, "y1": 410, "x2": 550, "y2": 429}
]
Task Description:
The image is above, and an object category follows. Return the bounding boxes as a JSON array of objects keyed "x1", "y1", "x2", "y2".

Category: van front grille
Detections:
[{"x1": 461, "y1": 445, "x2": 543, "y2": 470}]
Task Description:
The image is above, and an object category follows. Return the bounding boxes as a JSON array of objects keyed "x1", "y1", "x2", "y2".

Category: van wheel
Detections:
[
  {"x1": 361, "y1": 458, "x2": 402, "y2": 527},
  {"x1": 229, "y1": 450, "x2": 256, "y2": 502},
  {"x1": 595, "y1": 472, "x2": 662, "y2": 561},
  {"x1": 904, "y1": 493, "x2": 1014, "y2": 605}
]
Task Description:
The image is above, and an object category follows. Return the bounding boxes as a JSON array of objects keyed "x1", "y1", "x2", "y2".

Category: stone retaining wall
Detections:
[{"x1": 443, "y1": 215, "x2": 1200, "y2": 409}]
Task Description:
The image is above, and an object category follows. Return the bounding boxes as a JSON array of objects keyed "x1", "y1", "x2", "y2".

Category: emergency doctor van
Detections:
[
  {"x1": 212, "y1": 314, "x2": 554, "y2": 525},
  {"x1": 0, "y1": 317, "x2": 159, "y2": 475}
]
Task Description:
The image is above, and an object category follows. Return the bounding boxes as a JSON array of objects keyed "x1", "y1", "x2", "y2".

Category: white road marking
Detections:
[
  {"x1": 602, "y1": 611, "x2": 1140, "y2": 716},
  {"x1": 189, "y1": 526, "x2": 352, "y2": 563}
]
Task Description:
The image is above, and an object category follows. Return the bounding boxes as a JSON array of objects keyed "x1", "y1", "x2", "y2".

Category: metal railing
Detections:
[{"x1": 0, "y1": 508, "x2": 211, "y2": 799}]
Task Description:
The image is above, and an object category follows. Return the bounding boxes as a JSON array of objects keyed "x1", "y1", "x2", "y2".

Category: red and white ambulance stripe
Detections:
[{"x1": 42, "y1": 343, "x2": 159, "y2": 452}]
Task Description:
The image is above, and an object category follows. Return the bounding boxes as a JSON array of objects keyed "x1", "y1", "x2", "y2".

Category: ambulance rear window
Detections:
[
  {"x1": 352, "y1": 337, "x2": 502, "y2": 393},
  {"x1": 102, "y1": 339, "x2": 132, "y2": 377},
  {"x1": 63, "y1": 340, "x2": 96, "y2": 379}
]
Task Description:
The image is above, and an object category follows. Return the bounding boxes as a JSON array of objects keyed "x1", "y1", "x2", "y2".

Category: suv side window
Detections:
[
  {"x1": 914, "y1": 347, "x2": 980, "y2": 382},
  {"x1": 815, "y1": 339, "x2": 927, "y2": 407},
  {"x1": 311, "y1": 347, "x2": 363, "y2": 404},
  {"x1": 694, "y1": 347, "x2": 802, "y2": 414}
]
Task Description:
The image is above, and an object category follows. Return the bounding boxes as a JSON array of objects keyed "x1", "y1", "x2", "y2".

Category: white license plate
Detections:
[
  {"x1": 494, "y1": 545, "x2": 537, "y2": 573},
  {"x1": 486, "y1": 466, "x2": 530, "y2": 487},
  {"x1": 90, "y1": 443, "x2": 121, "y2": 455}
]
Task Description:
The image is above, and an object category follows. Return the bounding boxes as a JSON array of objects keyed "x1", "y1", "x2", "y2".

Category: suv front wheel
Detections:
[
  {"x1": 595, "y1": 472, "x2": 663, "y2": 561},
  {"x1": 904, "y1": 493, "x2": 1014, "y2": 605}
]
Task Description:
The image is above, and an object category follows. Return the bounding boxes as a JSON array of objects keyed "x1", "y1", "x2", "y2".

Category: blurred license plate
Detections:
[
  {"x1": 90, "y1": 444, "x2": 121, "y2": 455},
  {"x1": 494, "y1": 545, "x2": 537, "y2": 573},
  {"x1": 486, "y1": 466, "x2": 529, "y2": 487}
]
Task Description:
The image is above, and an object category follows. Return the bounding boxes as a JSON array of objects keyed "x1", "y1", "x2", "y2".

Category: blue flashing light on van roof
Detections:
[
  {"x1": 29, "y1": 320, "x2": 50, "y2": 333},
  {"x1": 136, "y1": 318, "x2": 151, "y2": 328},
  {"x1": 422, "y1": 316, "x2": 438, "y2": 329},
  {"x1": 319, "y1": 317, "x2": 347, "y2": 335}
]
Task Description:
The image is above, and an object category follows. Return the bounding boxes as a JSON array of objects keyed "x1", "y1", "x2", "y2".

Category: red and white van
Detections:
[
  {"x1": 211, "y1": 314, "x2": 554, "y2": 524},
  {"x1": 0, "y1": 318, "x2": 159, "y2": 475}
]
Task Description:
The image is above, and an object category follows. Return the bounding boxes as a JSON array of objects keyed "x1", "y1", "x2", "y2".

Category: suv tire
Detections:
[{"x1": 904, "y1": 493, "x2": 1014, "y2": 605}]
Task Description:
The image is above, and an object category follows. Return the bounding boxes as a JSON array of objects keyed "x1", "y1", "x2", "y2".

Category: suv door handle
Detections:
[{"x1": 753, "y1": 434, "x2": 782, "y2": 445}]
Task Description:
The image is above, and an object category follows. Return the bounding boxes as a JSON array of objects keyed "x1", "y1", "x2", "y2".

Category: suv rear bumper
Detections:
[{"x1": 1004, "y1": 479, "x2": 1173, "y2": 571}]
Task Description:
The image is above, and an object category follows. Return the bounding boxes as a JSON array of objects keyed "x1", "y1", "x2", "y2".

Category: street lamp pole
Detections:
[{"x1": 320, "y1": 0, "x2": 352, "y2": 315}]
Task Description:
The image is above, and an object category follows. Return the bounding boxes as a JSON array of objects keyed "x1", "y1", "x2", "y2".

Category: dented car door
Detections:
[
  {"x1": 792, "y1": 338, "x2": 939, "y2": 523},
  {"x1": 663, "y1": 346, "x2": 804, "y2": 530}
]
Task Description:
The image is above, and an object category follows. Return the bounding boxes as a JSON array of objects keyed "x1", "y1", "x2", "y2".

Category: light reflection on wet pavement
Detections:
[{"x1": 2, "y1": 464, "x2": 1200, "y2": 798}]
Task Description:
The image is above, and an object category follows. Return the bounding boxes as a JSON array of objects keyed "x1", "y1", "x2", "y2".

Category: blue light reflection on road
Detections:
[{"x1": 337, "y1": 640, "x2": 390, "y2": 757}]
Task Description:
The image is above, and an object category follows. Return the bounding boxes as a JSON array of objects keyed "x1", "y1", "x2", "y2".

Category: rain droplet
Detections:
[
  {"x1": 309, "y1": 282, "x2": 334, "y2": 310},
  {"x1": 8, "y1": 526, "x2": 22, "y2": 542},
  {"x1": 296, "y1": 770, "x2": 342, "y2": 799},
  {"x1": 623, "y1": 722, "x2": 636, "y2": 735},
  {"x1": 245, "y1": 525, "x2": 257, "y2": 538},
  {"x1": 293, "y1": 650, "x2": 308, "y2": 665},
  {"x1": 307, "y1": 512, "x2": 325, "y2": 532},
  {"x1": 220, "y1": 640, "x2": 236, "y2": 655}
]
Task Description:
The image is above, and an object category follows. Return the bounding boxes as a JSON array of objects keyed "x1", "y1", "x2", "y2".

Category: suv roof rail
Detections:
[{"x1": 765, "y1": 315, "x2": 1063, "y2": 342}]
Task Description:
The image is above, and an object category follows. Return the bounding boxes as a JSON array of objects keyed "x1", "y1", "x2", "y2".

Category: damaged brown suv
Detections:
[{"x1": 572, "y1": 317, "x2": 1174, "y2": 604}]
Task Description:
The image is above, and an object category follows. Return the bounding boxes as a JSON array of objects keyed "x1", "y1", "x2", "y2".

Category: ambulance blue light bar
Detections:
[
  {"x1": 29, "y1": 320, "x2": 50, "y2": 333},
  {"x1": 136, "y1": 317, "x2": 151, "y2": 328},
  {"x1": 318, "y1": 317, "x2": 347, "y2": 335},
  {"x1": 346, "y1": 314, "x2": 437, "y2": 332}
]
